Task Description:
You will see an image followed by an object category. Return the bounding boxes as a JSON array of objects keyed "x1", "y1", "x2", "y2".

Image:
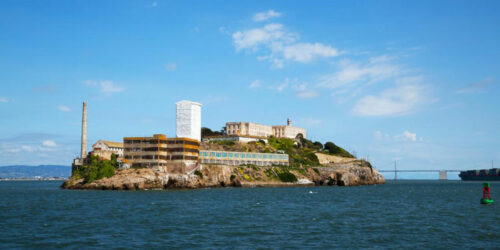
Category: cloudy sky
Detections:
[{"x1": 1, "y1": 1, "x2": 499, "y2": 179}]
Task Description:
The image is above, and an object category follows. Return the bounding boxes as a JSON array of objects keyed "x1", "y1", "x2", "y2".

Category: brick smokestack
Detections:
[{"x1": 81, "y1": 102, "x2": 87, "y2": 158}]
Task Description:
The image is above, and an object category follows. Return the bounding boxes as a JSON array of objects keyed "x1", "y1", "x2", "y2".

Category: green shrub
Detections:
[
  {"x1": 277, "y1": 171, "x2": 298, "y2": 182},
  {"x1": 230, "y1": 175, "x2": 236, "y2": 181},
  {"x1": 194, "y1": 170, "x2": 203, "y2": 178},
  {"x1": 214, "y1": 140, "x2": 235, "y2": 146},
  {"x1": 324, "y1": 142, "x2": 355, "y2": 158},
  {"x1": 313, "y1": 168, "x2": 320, "y2": 174},
  {"x1": 73, "y1": 155, "x2": 116, "y2": 183}
]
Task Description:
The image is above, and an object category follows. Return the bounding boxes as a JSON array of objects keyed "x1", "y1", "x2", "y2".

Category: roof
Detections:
[
  {"x1": 176, "y1": 100, "x2": 202, "y2": 106},
  {"x1": 94, "y1": 140, "x2": 123, "y2": 148}
]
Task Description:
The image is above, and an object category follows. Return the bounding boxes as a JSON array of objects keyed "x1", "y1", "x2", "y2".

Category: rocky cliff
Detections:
[{"x1": 61, "y1": 160, "x2": 385, "y2": 190}]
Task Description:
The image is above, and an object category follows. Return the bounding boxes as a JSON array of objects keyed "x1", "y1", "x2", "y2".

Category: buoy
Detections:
[{"x1": 480, "y1": 182, "x2": 494, "y2": 204}]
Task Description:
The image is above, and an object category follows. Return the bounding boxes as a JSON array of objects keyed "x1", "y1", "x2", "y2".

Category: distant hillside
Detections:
[{"x1": 0, "y1": 165, "x2": 71, "y2": 179}]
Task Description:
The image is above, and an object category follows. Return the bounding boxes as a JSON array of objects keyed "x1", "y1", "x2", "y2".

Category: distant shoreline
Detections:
[{"x1": 0, "y1": 178, "x2": 66, "y2": 181}]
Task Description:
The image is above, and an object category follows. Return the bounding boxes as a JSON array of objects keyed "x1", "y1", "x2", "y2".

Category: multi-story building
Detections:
[
  {"x1": 176, "y1": 100, "x2": 202, "y2": 141},
  {"x1": 123, "y1": 134, "x2": 168, "y2": 168},
  {"x1": 165, "y1": 137, "x2": 200, "y2": 173},
  {"x1": 123, "y1": 134, "x2": 200, "y2": 172},
  {"x1": 91, "y1": 140, "x2": 124, "y2": 160},
  {"x1": 199, "y1": 150, "x2": 289, "y2": 166},
  {"x1": 225, "y1": 118, "x2": 306, "y2": 139},
  {"x1": 226, "y1": 122, "x2": 273, "y2": 137}
]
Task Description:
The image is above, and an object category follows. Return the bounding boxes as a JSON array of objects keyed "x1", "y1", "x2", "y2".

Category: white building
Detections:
[
  {"x1": 176, "y1": 100, "x2": 202, "y2": 141},
  {"x1": 226, "y1": 122, "x2": 273, "y2": 137},
  {"x1": 226, "y1": 119, "x2": 306, "y2": 139}
]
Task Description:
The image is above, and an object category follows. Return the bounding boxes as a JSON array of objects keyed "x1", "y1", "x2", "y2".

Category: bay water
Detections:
[{"x1": 0, "y1": 181, "x2": 498, "y2": 249}]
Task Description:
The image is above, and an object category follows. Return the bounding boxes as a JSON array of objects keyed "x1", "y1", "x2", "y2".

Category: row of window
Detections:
[
  {"x1": 168, "y1": 148, "x2": 199, "y2": 153},
  {"x1": 199, "y1": 151, "x2": 288, "y2": 160},
  {"x1": 124, "y1": 155, "x2": 168, "y2": 160},
  {"x1": 170, "y1": 155, "x2": 199, "y2": 161},
  {"x1": 131, "y1": 163, "x2": 167, "y2": 167},
  {"x1": 124, "y1": 139, "x2": 168, "y2": 144},
  {"x1": 124, "y1": 139, "x2": 200, "y2": 146}
]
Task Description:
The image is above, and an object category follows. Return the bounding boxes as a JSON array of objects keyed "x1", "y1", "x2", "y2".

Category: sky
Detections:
[{"x1": 1, "y1": 0, "x2": 499, "y2": 179}]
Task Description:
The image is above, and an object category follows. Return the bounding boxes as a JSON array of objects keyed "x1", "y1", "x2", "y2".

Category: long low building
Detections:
[
  {"x1": 199, "y1": 150, "x2": 289, "y2": 166},
  {"x1": 226, "y1": 118, "x2": 306, "y2": 139}
]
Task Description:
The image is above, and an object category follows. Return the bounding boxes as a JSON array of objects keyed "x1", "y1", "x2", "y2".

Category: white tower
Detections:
[{"x1": 176, "y1": 100, "x2": 202, "y2": 141}]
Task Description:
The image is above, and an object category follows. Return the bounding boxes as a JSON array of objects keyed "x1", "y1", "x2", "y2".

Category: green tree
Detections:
[{"x1": 324, "y1": 142, "x2": 355, "y2": 158}]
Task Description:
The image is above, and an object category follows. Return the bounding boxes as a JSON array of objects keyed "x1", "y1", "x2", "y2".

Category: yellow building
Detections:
[
  {"x1": 123, "y1": 134, "x2": 200, "y2": 172},
  {"x1": 123, "y1": 134, "x2": 168, "y2": 168}
]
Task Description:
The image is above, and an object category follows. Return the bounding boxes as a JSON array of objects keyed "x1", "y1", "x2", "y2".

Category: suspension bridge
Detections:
[{"x1": 378, "y1": 169, "x2": 462, "y2": 180}]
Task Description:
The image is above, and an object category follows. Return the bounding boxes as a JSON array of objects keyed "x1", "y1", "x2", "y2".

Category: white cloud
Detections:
[
  {"x1": 232, "y1": 23, "x2": 295, "y2": 51},
  {"x1": 296, "y1": 90, "x2": 319, "y2": 99},
  {"x1": 456, "y1": 77, "x2": 496, "y2": 94},
  {"x1": 165, "y1": 63, "x2": 177, "y2": 71},
  {"x1": 395, "y1": 130, "x2": 417, "y2": 142},
  {"x1": 292, "y1": 83, "x2": 319, "y2": 99},
  {"x1": 21, "y1": 145, "x2": 36, "y2": 152},
  {"x1": 58, "y1": 105, "x2": 71, "y2": 112},
  {"x1": 232, "y1": 22, "x2": 338, "y2": 68},
  {"x1": 252, "y1": 10, "x2": 281, "y2": 22},
  {"x1": 100, "y1": 81, "x2": 124, "y2": 93},
  {"x1": 351, "y1": 84, "x2": 429, "y2": 116},
  {"x1": 374, "y1": 130, "x2": 422, "y2": 142},
  {"x1": 83, "y1": 80, "x2": 124, "y2": 93},
  {"x1": 249, "y1": 80, "x2": 262, "y2": 88},
  {"x1": 283, "y1": 43, "x2": 338, "y2": 63},
  {"x1": 276, "y1": 82, "x2": 288, "y2": 92},
  {"x1": 318, "y1": 57, "x2": 400, "y2": 89},
  {"x1": 82, "y1": 80, "x2": 97, "y2": 86},
  {"x1": 42, "y1": 140, "x2": 57, "y2": 147},
  {"x1": 0, "y1": 97, "x2": 7, "y2": 103}
]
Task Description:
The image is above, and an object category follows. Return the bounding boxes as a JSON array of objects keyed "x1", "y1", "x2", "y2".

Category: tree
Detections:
[
  {"x1": 324, "y1": 142, "x2": 355, "y2": 158},
  {"x1": 313, "y1": 141, "x2": 323, "y2": 150},
  {"x1": 201, "y1": 127, "x2": 223, "y2": 138}
]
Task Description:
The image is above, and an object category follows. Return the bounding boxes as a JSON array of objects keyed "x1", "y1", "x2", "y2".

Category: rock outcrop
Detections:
[
  {"x1": 62, "y1": 160, "x2": 385, "y2": 190},
  {"x1": 315, "y1": 160, "x2": 385, "y2": 186}
]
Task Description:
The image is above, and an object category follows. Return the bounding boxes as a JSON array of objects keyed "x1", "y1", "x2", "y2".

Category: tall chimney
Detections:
[{"x1": 81, "y1": 102, "x2": 87, "y2": 158}]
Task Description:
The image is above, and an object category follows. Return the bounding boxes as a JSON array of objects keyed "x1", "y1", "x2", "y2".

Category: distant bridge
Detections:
[{"x1": 378, "y1": 169, "x2": 462, "y2": 180}]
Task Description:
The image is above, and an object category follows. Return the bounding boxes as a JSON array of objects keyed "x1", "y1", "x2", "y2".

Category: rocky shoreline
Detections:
[{"x1": 62, "y1": 159, "x2": 385, "y2": 190}]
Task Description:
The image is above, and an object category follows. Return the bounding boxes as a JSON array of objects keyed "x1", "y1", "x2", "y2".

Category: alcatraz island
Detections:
[{"x1": 62, "y1": 101, "x2": 385, "y2": 190}]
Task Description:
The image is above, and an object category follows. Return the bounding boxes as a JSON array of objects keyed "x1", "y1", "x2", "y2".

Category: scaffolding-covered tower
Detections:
[{"x1": 176, "y1": 100, "x2": 202, "y2": 141}]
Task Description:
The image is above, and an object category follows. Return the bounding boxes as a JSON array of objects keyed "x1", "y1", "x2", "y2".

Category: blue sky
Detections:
[{"x1": 1, "y1": 0, "x2": 499, "y2": 179}]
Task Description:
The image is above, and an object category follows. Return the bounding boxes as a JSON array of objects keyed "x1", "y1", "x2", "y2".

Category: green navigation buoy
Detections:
[{"x1": 480, "y1": 182, "x2": 494, "y2": 205}]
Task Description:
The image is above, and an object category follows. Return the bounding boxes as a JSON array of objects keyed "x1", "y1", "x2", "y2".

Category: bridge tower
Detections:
[{"x1": 439, "y1": 171, "x2": 447, "y2": 180}]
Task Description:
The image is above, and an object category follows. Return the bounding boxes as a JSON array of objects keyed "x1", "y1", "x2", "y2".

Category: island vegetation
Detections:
[{"x1": 71, "y1": 154, "x2": 118, "y2": 183}]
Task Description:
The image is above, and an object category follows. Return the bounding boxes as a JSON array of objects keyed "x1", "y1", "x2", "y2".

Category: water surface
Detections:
[{"x1": 0, "y1": 181, "x2": 498, "y2": 249}]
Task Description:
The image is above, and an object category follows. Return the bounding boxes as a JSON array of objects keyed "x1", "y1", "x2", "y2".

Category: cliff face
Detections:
[
  {"x1": 62, "y1": 160, "x2": 385, "y2": 190},
  {"x1": 315, "y1": 160, "x2": 386, "y2": 186}
]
